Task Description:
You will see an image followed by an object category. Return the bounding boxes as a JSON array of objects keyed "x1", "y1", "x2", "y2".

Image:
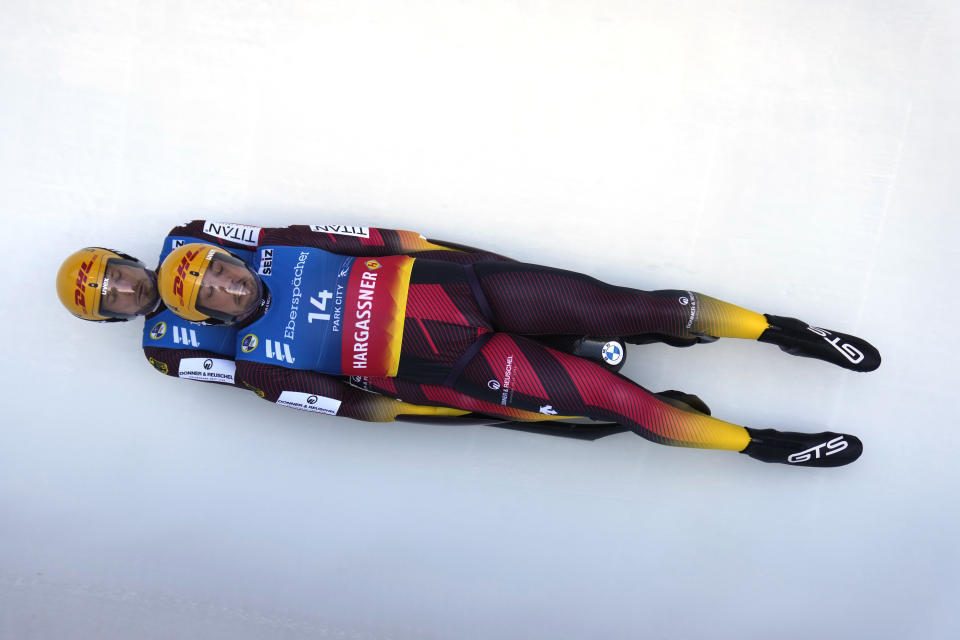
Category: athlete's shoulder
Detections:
[
  {"x1": 259, "y1": 225, "x2": 401, "y2": 254},
  {"x1": 166, "y1": 219, "x2": 264, "y2": 251}
]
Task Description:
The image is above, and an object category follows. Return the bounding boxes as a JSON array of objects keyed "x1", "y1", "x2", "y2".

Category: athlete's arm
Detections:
[
  {"x1": 235, "y1": 360, "x2": 470, "y2": 422},
  {"x1": 142, "y1": 345, "x2": 242, "y2": 387},
  {"x1": 259, "y1": 225, "x2": 516, "y2": 264},
  {"x1": 164, "y1": 220, "x2": 267, "y2": 253}
]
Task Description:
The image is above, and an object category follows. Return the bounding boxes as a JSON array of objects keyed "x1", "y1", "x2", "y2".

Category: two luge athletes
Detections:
[{"x1": 56, "y1": 220, "x2": 881, "y2": 468}]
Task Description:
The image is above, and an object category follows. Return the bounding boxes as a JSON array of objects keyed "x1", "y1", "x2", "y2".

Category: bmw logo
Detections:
[
  {"x1": 240, "y1": 334, "x2": 259, "y2": 353},
  {"x1": 601, "y1": 341, "x2": 624, "y2": 366}
]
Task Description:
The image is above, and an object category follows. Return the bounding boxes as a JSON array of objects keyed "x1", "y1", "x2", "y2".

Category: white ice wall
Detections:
[{"x1": 2, "y1": 1, "x2": 958, "y2": 638}]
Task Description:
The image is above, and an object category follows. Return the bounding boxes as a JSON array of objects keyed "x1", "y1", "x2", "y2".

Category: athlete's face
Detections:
[
  {"x1": 100, "y1": 261, "x2": 159, "y2": 317},
  {"x1": 197, "y1": 255, "x2": 261, "y2": 322}
]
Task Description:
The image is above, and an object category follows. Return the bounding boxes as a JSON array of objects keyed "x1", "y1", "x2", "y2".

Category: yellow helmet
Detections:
[
  {"x1": 56, "y1": 247, "x2": 155, "y2": 321},
  {"x1": 158, "y1": 243, "x2": 262, "y2": 324}
]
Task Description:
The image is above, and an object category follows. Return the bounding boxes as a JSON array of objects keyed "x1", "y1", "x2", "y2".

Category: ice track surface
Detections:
[{"x1": 2, "y1": 1, "x2": 958, "y2": 638}]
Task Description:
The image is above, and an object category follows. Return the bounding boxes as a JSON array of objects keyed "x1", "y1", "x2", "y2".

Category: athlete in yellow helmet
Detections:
[
  {"x1": 154, "y1": 226, "x2": 881, "y2": 467},
  {"x1": 57, "y1": 222, "x2": 569, "y2": 432},
  {"x1": 56, "y1": 247, "x2": 159, "y2": 321},
  {"x1": 157, "y1": 243, "x2": 262, "y2": 324}
]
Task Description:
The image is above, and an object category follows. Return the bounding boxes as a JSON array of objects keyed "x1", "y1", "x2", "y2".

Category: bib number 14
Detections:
[{"x1": 308, "y1": 290, "x2": 333, "y2": 323}]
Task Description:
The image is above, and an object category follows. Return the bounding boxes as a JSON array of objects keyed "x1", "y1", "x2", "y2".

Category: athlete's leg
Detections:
[
  {"x1": 471, "y1": 261, "x2": 764, "y2": 341},
  {"x1": 441, "y1": 333, "x2": 862, "y2": 466},
  {"x1": 470, "y1": 261, "x2": 880, "y2": 372}
]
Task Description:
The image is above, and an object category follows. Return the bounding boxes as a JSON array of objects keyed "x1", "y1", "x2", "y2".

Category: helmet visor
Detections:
[
  {"x1": 194, "y1": 252, "x2": 262, "y2": 324},
  {"x1": 99, "y1": 259, "x2": 159, "y2": 319}
]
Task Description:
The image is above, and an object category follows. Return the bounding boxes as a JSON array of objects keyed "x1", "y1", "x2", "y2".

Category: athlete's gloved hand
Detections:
[
  {"x1": 741, "y1": 427, "x2": 863, "y2": 467},
  {"x1": 757, "y1": 314, "x2": 881, "y2": 372}
]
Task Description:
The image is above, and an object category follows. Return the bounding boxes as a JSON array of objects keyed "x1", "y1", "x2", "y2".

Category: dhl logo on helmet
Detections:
[
  {"x1": 171, "y1": 248, "x2": 201, "y2": 307},
  {"x1": 73, "y1": 258, "x2": 97, "y2": 313}
]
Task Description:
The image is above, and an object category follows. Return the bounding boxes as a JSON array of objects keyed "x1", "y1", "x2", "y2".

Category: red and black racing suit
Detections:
[{"x1": 235, "y1": 225, "x2": 880, "y2": 463}]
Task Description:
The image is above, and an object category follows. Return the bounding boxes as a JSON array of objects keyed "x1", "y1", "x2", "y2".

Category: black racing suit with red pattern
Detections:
[{"x1": 150, "y1": 222, "x2": 879, "y2": 464}]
